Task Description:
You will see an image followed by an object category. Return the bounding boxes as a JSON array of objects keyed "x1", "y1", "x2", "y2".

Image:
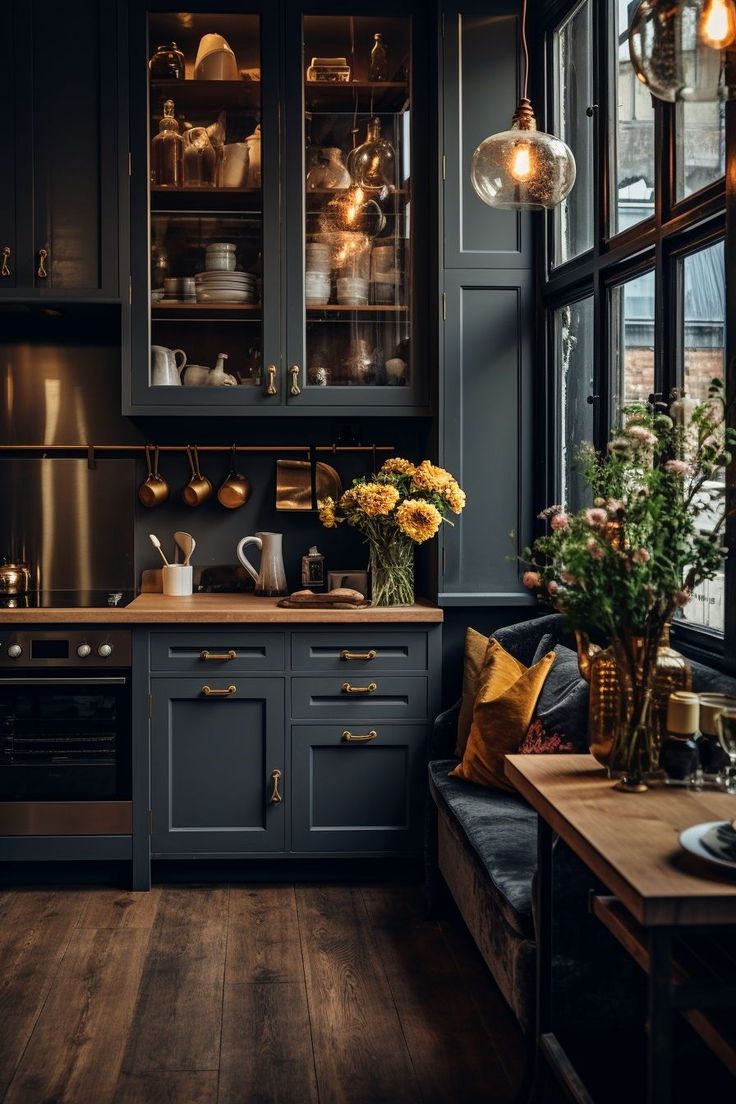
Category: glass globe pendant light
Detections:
[
  {"x1": 629, "y1": 0, "x2": 736, "y2": 102},
  {"x1": 470, "y1": 0, "x2": 576, "y2": 211}
]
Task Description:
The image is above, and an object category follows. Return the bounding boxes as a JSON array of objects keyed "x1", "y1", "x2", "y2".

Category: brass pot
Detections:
[{"x1": 0, "y1": 558, "x2": 31, "y2": 595}]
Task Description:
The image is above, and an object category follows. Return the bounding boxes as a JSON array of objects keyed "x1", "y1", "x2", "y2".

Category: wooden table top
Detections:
[{"x1": 505, "y1": 754, "x2": 736, "y2": 927}]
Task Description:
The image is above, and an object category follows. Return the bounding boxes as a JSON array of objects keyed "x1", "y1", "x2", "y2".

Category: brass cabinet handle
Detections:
[
  {"x1": 201, "y1": 684, "x2": 237, "y2": 697},
  {"x1": 200, "y1": 649, "x2": 237, "y2": 661},
  {"x1": 270, "y1": 768, "x2": 283, "y2": 803},
  {"x1": 342, "y1": 729, "x2": 378, "y2": 743},
  {"x1": 36, "y1": 248, "x2": 48, "y2": 279},
  {"x1": 341, "y1": 681, "x2": 378, "y2": 694},
  {"x1": 265, "y1": 364, "x2": 278, "y2": 396},
  {"x1": 1, "y1": 246, "x2": 10, "y2": 277},
  {"x1": 340, "y1": 649, "x2": 377, "y2": 662},
  {"x1": 289, "y1": 364, "x2": 301, "y2": 396}
]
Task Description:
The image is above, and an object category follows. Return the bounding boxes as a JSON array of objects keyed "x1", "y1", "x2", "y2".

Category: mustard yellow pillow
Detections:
[
  {"x1": 450, "y1": 639, "x2": 555, "y2": 792},
  {"x1": 455, "y1": 627, "x2": 490, "y2": 757}
]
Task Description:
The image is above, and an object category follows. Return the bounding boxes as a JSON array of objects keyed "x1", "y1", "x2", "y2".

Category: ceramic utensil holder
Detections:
[{"x1": 162, "y1": 565, "x2": 193, "y2": 596}]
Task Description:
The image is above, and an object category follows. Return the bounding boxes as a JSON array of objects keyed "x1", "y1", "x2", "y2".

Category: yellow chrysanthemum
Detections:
[
  {"x1": 354, "y1": 482, "x2": 400, "y2": 516},
  {"x1": 411, "y1": 460, "x2": 452, "y2": 495},
  {"x1": 380, "y1": 457, "x2": 416, "y2": 478},
  {"x1": 318, "y1": 497, "x2": 338, "y2": 528},
  {"x1": 395, "y1": 499, "x2": 442, "y2": 543},
  {"x1": 339, "y1": 487, "x2": 359, "y2": 510},
  {"x1": 442, "y1": 478, "x2": 466, "y2": 514}
]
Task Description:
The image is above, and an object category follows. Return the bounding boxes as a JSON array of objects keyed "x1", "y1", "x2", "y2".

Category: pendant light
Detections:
[
  {"x1": 470, "y1": 0, "x2": 576, "y2": 211},
  {"x1": 629, "y1": 0, "x2": 736, "y2": 102}
]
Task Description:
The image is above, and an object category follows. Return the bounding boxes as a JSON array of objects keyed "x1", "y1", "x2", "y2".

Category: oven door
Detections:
[{"x1": 0, "y1": 672, "x2": 132, "y2": 835}]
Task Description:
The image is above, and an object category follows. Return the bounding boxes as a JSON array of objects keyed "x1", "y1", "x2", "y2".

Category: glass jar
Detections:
[
  {"x1": 183, "y1": 127, "x2": 217, "y2": 187},
  {"x1": 151, "y1": 99, "x2": 184, "y2": 187},
  {"x1": 149, "y1": 42, "x2": 185, "y2": 80},
  {"x1": 351, "y1": 118, "x2": 396, "y2": 191},
  {"x1": 306, "y1": 147, "x2": 351, "y2": 191}
]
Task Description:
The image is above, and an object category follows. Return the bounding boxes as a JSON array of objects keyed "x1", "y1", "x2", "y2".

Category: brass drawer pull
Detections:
[
  {"x1": 342, "y1": 729, "x2": 378, "y2": 743},
  {"x1": 289, "y1": 364, "x2": 301, "y2": 395},
  {"x1": 1, "y1": 246, "x2": 10, "y2": 277},
  {"x1": 340, "y1": 649, "x2": 377, "y2": 662},
  {"x1": 270, "y1": 768, "x2": 283, "y2": 803},
  {"x1": 200, "y1": 649, "x2": 237, "y2": 661},
  {"x1": 37, "y1": 248, "x2": 48, "y2": 278},
  {"x1": 265, "y1": 364, "x2": 278, "y2": 396},
  {"x1": 201, "y1": 684, "x2": 237, "y2": 697},
  {"x1": 341, "y1": 681, "x2": 378, "y2": 694}
]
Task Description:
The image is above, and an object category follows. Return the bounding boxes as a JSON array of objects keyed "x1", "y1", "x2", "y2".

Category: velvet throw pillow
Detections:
[
  {"x1": 450, "y1": 639, "x2": 556, "y2": 791},
  {"x1": 455, "y1": 627, "x2": 489, "y2": 757},
  {"x1": 519, "y1": 643, "x2": 588, "y2": 755}
]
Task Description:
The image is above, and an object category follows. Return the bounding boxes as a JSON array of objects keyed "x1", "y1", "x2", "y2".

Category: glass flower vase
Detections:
[
  {"x1": 608, "y1": 635, "x2": 658, "y2": 792},
  {"x1": 369, "y1": 534, "x2": 414, "y2": 607}
]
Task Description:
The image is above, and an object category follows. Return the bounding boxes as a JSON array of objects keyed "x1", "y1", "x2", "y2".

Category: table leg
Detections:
[
  {"x1": 523, "y1": 816, "x2": 554, "y2": 1104},
  {"x1": 647, "y1": 928, "x2": 673, "y2": 1104}
]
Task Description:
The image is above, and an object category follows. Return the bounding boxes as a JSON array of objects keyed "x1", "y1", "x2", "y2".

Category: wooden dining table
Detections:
[{"x1": 505, "y1": 753, "x2": 736, "y2": 1104}]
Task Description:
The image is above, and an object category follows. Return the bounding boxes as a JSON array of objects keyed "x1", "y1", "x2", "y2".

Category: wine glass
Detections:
[{"x1": 716, "y1": 708, "x2": 736, "y2": 794}]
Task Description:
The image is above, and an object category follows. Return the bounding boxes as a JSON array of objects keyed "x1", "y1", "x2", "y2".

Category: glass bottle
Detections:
[
  {"x1": 351, "y1": 118, "x2": 396, "y2": 191},
  {"x1": 183, "y1": 126, "x2": 217, "y2": 187},
  {"x1": 369, "y1": 33, "x2": 388, "y2": 81},
  {"x1": 149, "y1": 42, "x2": 185, "y2": 80},
  {"x1": 151, "y1": 99, "x2": 184, "y2": 187},
  {"x1": 650, "y1": 624, "x2": 692, "y2": 750}
]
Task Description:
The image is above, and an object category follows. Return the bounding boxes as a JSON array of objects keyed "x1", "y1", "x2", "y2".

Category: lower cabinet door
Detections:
[
  {"x1": 290, "y1": 724, "x2": 427, "y2": 854},
  {"x1": 151, "y1": 678, "x2": 285, "y2": 855}
]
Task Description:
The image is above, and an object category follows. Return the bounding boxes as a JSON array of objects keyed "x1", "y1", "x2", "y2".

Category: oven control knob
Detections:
[
  {"x1": 97, "y1": 643, "x2": 113, "y2": 658},
  {"x1": 7, "y1": 644, "x2": 22, "y2": 659},
  {"x1": 77, "y1": 643, "x2": 92, "y2": 658}
]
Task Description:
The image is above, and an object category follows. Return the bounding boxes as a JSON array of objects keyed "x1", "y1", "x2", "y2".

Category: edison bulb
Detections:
[
  {"x1": 629, "y1": 0, "x2": 736, "y2": 101},
  {"x1": 700, "y1": 0, "x2": 736, "y2": 47},
  {"x1": 470, "y1": 100, "x2": 575, "y2": 211}
]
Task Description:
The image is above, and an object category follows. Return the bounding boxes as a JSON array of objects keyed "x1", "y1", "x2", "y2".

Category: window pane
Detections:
[
  {"x1": 611, "y1": 0, "x2": 655, "y2": 235},
  {"x1": 676, "y1": 101, "x2": 725, "y2": 201},
  {"x1": 553, "y1": 0, "x2": 594, "y2": 266},
  {"x1": 611, "y1": 270, "x2": 655, "y2": 412},
  {"x1": 555, "y1": 297, "x2": 595, "y2": 510},
  {"x1": 680, "y1": 241, "x2": 726, "y2": 635}
]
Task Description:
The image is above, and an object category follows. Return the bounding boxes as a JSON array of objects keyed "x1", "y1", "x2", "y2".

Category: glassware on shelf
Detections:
[
  {"x1": 206, "y1": 113, "x2": 226, "y2": 187},
  {"x1": 369, "y1": 33, "x2": 388, "y2": 81},
  {"x1": 350, "y1": 118, "x2": 397, "y2": 191},
  {"x1": 183, "y1": 127, "x2": 217, "y2": 187},
  {"x1": 244, "y1": 125, "x2": 261, "y2": 187},
  {"x1": 716, "y1": 708, "x2": 736, "y2": 793},
  {"x1": 151, "y1": 242, "x2": 169, "y2": 290},
  {"x1": 345, "y1": 337, "x2": 374, "y2": 385},
  {"x1": 149, "y1": 42, "x2": 185, "y2": 80},
  {"x1": 223, "y1": 143, "x2": 249, "y2": 188},
  {"x1": 151, "y1": 99, "x2": 184, "y2": 187},
  {"x1": 305, "y1": 147, "x2": 352, "y2": 191}
]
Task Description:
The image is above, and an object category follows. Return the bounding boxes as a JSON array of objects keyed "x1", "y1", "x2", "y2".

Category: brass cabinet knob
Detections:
[
  {"x1": 1, "y1": 246, "x2": 10, "y2": 277},
  {"x1": 36, "y1": 248, "x2": 48, "y2": 279},
  {"x1": 289, "y1": 364, "x2": 301, "y2": 396},
  {"x1": 201, "y1": 684, "x2": 237, "y2": 697},
  {"x1": 341, "y1": 681, "x2": 378, "y2": 694},
  {"x1": 342, "y1": 730, "x2": 378, "y2": 743},
  {"x1": 270, "y1": 768, "x2": 283, "y2": 803},
  {"x1": 265, "y1": 364, "x2": 278, "y2": 396}
]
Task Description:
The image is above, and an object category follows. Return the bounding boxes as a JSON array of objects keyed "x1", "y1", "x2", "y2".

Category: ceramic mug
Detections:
[
  {"x1": 162, "y1": 564, "x2": 193, "y2": 596},
  {"x1": 182, "y1": 445, "x2": 213, "y2": 506},
  {"x1": 138, "y1": 444, "x2": 169, "y2": 507}
]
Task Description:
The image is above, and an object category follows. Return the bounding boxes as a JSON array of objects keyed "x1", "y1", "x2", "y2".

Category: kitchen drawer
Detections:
[
  {"x1": 290, "y1": 676, "x2": 428, "y2": 720},
  {"x1": 291, "y1": 631, "x2": 428, "y2": 674},
  {"x1": 290, "y1": 724, "x2": 426, "y2": 853},
  {"x1": 150, "y1": 632, "x2": 285, "y2": 675}
]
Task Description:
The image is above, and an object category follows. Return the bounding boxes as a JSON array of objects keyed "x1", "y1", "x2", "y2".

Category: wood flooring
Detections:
[{"x1": 0, "y1": 883, "x2": 524, "y2": 1104}]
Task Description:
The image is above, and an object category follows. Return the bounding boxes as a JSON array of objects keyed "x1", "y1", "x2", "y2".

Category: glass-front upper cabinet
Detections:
[
  {"x1": 128, "y1": 4, "x2": 281, "y2": 411},
  {"x1": 284, "y1": 10, "x2": 427, "y2": 409}
]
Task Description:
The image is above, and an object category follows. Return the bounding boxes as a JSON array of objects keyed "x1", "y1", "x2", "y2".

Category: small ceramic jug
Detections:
[
  {"x1": 151, "y1": 345, "x2": 186, "y2": 386},
  {"x1": 237, "y1": 532, "x2": 287, "y2": 597}
]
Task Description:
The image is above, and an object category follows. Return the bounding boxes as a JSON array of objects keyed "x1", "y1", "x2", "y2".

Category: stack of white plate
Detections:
[{"x1": 195, "y1": 271, "x2": 257, "y2": 304}]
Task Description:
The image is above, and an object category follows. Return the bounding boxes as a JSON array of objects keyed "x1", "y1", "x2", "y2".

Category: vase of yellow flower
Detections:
[{"x1": 318, "y1": 457, "x2": 466, "y2": 606}]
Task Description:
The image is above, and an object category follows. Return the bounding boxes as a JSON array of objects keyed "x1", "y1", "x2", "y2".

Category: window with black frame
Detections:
[{"x1": 543, "y1": 0, "x2": 732, "y2": 652}]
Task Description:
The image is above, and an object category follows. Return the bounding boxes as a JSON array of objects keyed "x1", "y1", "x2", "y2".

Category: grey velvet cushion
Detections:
[
  {"x1": 428, "y1": 759, "x2": 537, "y2": 938},
  {"x1": 691, "y1": 659, "x2": 736, "y2": 696},
  {"x1": 493, "y1": 612, "x2": 564, "y2": 668},
  {"x1": 524, "y1": 642, "x2": 589, "y2": 753}
]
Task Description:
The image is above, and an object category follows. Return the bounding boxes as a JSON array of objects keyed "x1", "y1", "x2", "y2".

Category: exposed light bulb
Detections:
[
  {"x1": 510, "y1": 143, "x2": 532, "y2": 182},
  {"x1": 700, "y1": 0, "x2": 736, "y2": 47}
]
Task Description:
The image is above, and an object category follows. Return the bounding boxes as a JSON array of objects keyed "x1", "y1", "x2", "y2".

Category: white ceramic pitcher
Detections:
[
  {"x1": 151, "y1": 345, "x2": 187, "y2": 386},
  {"x1": 237, "y1": 532, "x2": 287, "y2": 597}
]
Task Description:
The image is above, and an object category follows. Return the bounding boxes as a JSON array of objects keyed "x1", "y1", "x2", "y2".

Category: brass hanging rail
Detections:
[{"x1": 0, "y1": 443, "x2": 395, "y2": 454}]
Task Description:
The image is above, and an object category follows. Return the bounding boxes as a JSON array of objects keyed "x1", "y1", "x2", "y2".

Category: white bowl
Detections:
[{"x1": 196, "y1": 289, "x2": 251, "y2": 303}]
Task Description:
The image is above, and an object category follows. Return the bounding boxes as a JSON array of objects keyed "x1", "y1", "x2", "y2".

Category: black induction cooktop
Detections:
[{"x1": 0, "y1": 590, "x2": 136, "y2": 610}]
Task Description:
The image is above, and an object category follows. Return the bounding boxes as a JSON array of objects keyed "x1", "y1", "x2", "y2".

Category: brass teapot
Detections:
[{"x1": 0, "y1": 557, "x2": 31, "y2": 596}]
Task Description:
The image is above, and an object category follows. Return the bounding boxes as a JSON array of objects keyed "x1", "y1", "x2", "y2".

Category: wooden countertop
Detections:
[
  {"x1": 0, "y1": 593, "x2": 443, "y2": 624},
  {"x1": 505, "y1": 754, "x2": 736, "y2": 927}
]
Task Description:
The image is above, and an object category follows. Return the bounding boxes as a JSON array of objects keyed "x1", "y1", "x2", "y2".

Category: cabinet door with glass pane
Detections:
[
  {"x1": 283, "y1": 6, "x2": 429, "y2": 410},
  {"x1": 127, "y1": 2, "x2": 281, "y2": 412}
]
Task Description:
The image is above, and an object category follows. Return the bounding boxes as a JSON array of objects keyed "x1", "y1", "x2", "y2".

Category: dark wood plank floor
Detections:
[{"x1": 0, "y1": 883, "x2": 524, "y2": 1104}]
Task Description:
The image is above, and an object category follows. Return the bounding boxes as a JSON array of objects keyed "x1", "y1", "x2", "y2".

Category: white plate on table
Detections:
[{"x1": 679, "y1": 821, "x2": 736, "y2": 871}]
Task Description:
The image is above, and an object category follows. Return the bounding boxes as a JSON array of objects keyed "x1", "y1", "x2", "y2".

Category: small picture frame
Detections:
[{"x1": 328, "y1": 570, "x2": 369, "y2": 596}]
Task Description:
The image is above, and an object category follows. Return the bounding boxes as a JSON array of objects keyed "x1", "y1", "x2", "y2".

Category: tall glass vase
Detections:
[
  {"x1": 369, "y1": 533, "x2": 414, "y2": 607},
  {"x1": 608, "y1": 635, "x2": 658, "y2": 792}
]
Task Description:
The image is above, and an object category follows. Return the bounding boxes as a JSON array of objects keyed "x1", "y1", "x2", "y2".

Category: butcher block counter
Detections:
[{"x1": 0, "y1": 593, "x2": 443, "y2": 623}]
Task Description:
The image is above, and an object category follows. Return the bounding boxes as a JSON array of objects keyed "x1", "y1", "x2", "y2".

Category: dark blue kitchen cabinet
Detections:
[
  {"x1": 150, "y1": 676, "x2": 286, "y2": 855},
  {"x1": 0, "y1": 0, "x2": 122, "y2": 299}
]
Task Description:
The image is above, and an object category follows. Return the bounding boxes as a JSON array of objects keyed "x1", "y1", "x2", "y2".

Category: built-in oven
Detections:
[{"x1": 0, "y1": 630, "x2": 133, "y2": 835}]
